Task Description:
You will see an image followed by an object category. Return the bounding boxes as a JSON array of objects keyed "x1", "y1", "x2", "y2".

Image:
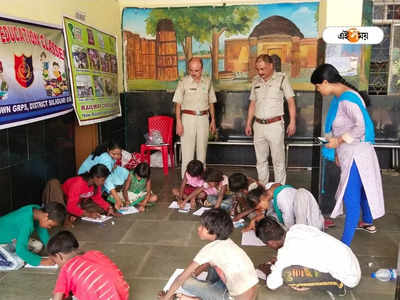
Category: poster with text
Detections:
[
  {"x1": 63, "y1": 16, "x2": 120, "y2": 126},
  {"x1": 0, "y1": 16, "x2": 72, "y2": 130}
]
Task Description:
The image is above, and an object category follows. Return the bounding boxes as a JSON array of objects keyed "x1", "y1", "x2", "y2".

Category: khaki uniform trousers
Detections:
[
  {"x1": 181, "y1": 113, "x2": 209, "y2": 178},
  {"x1": 253, "y1": 119, "x2": 286, "y2": 185}
]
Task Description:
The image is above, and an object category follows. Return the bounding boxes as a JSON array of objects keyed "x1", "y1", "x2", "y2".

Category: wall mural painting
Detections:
[{"x1": 122, "y1": 2, "x2": 319, "y2": 91}]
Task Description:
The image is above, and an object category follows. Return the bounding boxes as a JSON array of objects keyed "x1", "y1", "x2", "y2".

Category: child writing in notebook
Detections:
[
  {"x1": 244, "y1": 183, "x2": 324, "y2": 231},
  {"x1": 184, "y1": 168, "x2": 232, "y2": 212},
  {"x1": 158, "y1": 208, "x2": 258, "y2": 300},
  {"x1": 48, "y1": 231, "x2": 130, "y2": 300},
  {"x1": 0, "y1": 202, "x2": 66, "y2": 267},
  {"x1": 125, "y1": 162, "x2": 158, "y2": 212},
  {"x1": 172, "y1": 160, "x2": 205, "y2": 210}
]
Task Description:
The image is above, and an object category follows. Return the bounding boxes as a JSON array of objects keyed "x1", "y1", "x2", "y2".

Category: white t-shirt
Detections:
[
  {"x1": 193, "y1": 238, "x2": 259, "y2": 296},
  {"x1": 267, "y1": 224, "x2": 361, "y2": 290}
]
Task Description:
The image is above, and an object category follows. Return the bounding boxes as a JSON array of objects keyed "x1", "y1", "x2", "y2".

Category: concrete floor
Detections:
[{"x1": 0, "y1": 167, "x2": 398, "y2": 300}]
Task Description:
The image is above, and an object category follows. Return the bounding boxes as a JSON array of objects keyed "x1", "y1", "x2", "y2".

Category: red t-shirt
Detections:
[
  {"x1": 62, "y1": 176, "x2": 110, "y2": 216},
  {"x1": 54, "y1": 250, "x2": 130, "y2": 300}
]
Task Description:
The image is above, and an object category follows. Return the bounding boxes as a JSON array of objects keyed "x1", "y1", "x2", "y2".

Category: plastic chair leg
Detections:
[{"x1": 161, "y1": 147, "x2": 169, "y2": 175}]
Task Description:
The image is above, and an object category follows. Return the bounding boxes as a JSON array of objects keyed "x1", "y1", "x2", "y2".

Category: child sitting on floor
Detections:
[
  {"x1": 255, "y1": 217, "x2": 360, "y2": 296},
  {"x1": 158, "y1": 208, "x2": 258, "y2": 300},
  {"x1": 125, "y1": 162, "x2": 158, "y2": 212},
  {"x1": 184, "y1": 168, "x2": 232, "y2": 212},
  {"x1": 0, "y1": 202, "x2": 66, "y2": 267},
  {"x1": 172, "y1": 160, "x2": 205, "y2": 210},
  {"x1": 228, "y1": 173, "x2": 253, "y2": 220},
  {"x1": 251, "y1": 183, "x2": 324, "y2": 231},
  {"x1": 48, "y1": 231, "x2": 130, "y2": 300}
]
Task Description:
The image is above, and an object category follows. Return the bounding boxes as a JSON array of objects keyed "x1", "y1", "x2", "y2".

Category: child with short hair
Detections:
[
  {"x1": 0, "y1": 202, "x2": 66, "y2": 267},
  {"x1": 249, "y1": 183, "x2": 324, "y2": 231},
  {"x1": 172, "y1": 160, "x2": 205, "y2": 210},
  {"x1": 125, "y1": 162, "x2": 158, "y2": 212},
  {"x1": 185, "y1": 168, "x2": 232, "y2": 211},
  {"x1": 255, "y1": 217, "x2": 360, "y2": 295},
  {"x1": 158, "y1": 208, "x2": 259, "y2": 300},
  {"x1": 104, "y1": 165, "x2": 131, "y2": 208},
  {"x1": 48, "y1": 231, "x2": 130, "y2": 300}
]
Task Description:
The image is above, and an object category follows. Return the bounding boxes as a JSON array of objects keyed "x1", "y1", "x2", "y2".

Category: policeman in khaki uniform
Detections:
[
  {"x1": 173, "y1": 57, "x2": 217, "y2": 178},
  {"x1": 245, "y1": 54, "x2": 296, "y2": 185}
]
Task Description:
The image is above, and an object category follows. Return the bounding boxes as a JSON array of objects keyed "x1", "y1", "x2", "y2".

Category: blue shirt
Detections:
[
  {"x1": 103, "y1": 166, "x2": 129, "y2": 193},
  {"x1": 78, "y1": 152, "x2": 115, "y2": 174}
]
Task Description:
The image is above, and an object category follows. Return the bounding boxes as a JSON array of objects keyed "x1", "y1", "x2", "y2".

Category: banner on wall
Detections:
[
  {"x1": 0, "y1": 16, "x2": 72, "y2": 130},
  {"x1": 63, "y1": 16, "x2": 120, "y2": 126}
]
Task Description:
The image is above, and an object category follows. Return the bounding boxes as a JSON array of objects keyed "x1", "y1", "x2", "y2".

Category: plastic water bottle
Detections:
[{"x1": 371, "y1": 268, "x2": 397, "y2": 281}]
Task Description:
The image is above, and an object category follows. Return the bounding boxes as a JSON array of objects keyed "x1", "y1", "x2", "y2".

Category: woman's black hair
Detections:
[
  {"x1": 80, "y1": 164, "x2": 110, "y2": 194},
  {"x1": 47, "y1": 231, "x2": 79, "y2": 255},
  {"x1": 91, "y1": 140, "x2": 121, "y2": 160},
  {"x1": 202, "y1": 168, "x2": 223, "y2": 183},
  {"x1": 201, "y1": 208, "x2": 233, "y2": 240},
  {"x1": 255, "y1": 216, "x2": 286, "y2": 243},
  {"x1": 186, "y1": 160, "x2": 204, "y2": 177},
  {"x1": 247, "y1": 185, "x2": 266, "y2": 208},
  {"x1": 310, "y1": 63, "x2": 370, "y2": 106},
  {"x1": 134, "y1": 162, "x2": 150, "y2": 178}
]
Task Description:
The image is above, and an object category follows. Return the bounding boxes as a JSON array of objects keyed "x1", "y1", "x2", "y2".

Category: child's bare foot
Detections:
[
  {"x1": 138, "y1": 205, "x2": 145, "y2": 212},
  {"x1": 172, "y1": 188, "x2": 180, "y2": 197}
]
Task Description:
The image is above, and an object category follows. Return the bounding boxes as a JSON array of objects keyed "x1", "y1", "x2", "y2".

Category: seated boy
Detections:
[
  {"x1": 244, "y1": 183, "x2": 324, "y2": 231},
  {"x1": 48, "y1": 230, "x2": 130, "y2": 300},
  {"x1": 255, "y1": 217, "x2": 361, "y2": 295},
  {"x1": 0, "y1": 202, "x2": 66, "y2": 267},
  {"x1": 158, "y1": 208, "x2": 259, "y2": 300}
]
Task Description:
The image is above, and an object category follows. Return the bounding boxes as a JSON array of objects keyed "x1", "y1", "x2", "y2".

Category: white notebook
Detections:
[
  {"x1": 163, "y1": 269, "x2": 208, "y2": 296},
  {"x1": 118, "y1": 206, "x2": 139, "y2": 215},
  {"x1": 192, "y1": 207, "x2": 211, "y2": 216},
  {"x1": 81, "y1": 215, "x2": 112, "y2": 223},
  {"x1": 169, "y1": 201, "x2": 191, "y2": 210},
  {"x1": 241, "y1": 230, "x2": 266, "y2": 246}
]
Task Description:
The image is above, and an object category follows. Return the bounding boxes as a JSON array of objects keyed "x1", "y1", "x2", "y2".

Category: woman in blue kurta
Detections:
[{"x1": 78, "y1": 141, "x2": 126, "y2": 209}]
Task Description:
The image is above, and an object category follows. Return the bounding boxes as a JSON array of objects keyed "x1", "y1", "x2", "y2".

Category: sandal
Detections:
[{"x1": 356, "y1": 222, "x2": 377, "y2": 233}]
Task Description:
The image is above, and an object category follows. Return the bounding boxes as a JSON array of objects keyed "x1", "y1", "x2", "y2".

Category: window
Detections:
[{"x1": 369, "y1": 1, "x2": 400, "y2": 95}]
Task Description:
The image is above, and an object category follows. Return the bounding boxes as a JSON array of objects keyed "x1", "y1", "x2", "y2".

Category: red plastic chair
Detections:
[{"x1": 140, "y1": 116, "x2": 175, "y2": 175}]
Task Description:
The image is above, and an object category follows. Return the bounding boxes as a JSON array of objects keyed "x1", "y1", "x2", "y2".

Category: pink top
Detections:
[
  {"x1": 62, "y1": 176, "x2": 110, "y2": 217},
  {"x1": 54, "y1": 250, "x2": 130, "y2": 300},
  {"x1": 203, "y1": 175, "x2": 229, "y2": 196},
  {"x1": 185, "y1": 172, "x2": 204, "y2": 187}
]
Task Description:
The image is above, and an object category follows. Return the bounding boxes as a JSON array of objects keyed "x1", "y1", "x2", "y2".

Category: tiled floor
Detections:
[{"x1": 0, "y1": 167, "x2": 398, "y2": 300}]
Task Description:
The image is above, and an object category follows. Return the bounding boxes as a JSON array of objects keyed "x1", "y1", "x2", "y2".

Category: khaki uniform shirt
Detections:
[
  {"x1": 172, "y1": 75, "x2": 217, "y2": 110},
  {"x1": 249, "y1": 72, "x2": 295, "y2": 119}
]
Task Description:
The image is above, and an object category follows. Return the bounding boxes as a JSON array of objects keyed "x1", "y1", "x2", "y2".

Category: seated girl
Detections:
[
  {"x1": 126, "y1": 162, "x2": 158, "y2": 212},
  {"x1": 78, "y1": 141, "x2": 125, "y2": 209},
  {"x1": 172, "y1": 160, "x2": 205, "y2": 210},
  {"x1": 186, "y1": 168, "x2": 232, "y2": 212}
]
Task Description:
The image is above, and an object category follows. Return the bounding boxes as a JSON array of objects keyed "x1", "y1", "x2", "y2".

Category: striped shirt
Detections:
[{"x1": 54, "y1": 250, "x2": 129, "y2": 300}]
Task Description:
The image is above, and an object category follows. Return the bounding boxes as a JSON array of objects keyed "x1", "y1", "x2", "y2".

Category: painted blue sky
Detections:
[{"x1": 122, "y1": 2, "x2": 318, "y2": 52}]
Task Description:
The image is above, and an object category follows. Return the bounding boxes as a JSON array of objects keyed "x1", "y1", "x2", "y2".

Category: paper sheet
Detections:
[
  {"x1": 256, "y1": 268, "x2": 267, "y2": 281},
  {"x1": 25, "y1": 263, "x2": 58, "y2": 269},
  {"x1": 169, "y1": 201, "x2": 190, "y2": 210},
  {"x1": 192, "y1": 207, "x2": 211, "y2": 216},
  {"x1": 163, "y1": 269, "x2": 208, "y2": 297},
  {"x1": 118, "y1": 206, "x2": 139, "y2": 215},
  {"x1": 241, "y1": 230, "x2": 266, "y2": 246},
  {"x1": 81, "y1": 215, "x2": 112, "y2": 223}
]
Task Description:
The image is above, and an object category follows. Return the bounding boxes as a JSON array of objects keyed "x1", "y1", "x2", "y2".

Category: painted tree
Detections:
[
  {"x1": 146, "y1": 8, "x2": 200, "y2": 70},
  {"x1": 195, "y1": 6, "x2": 258, "y2": 80},
  {"x1": 146, "y1": 6, "x2": 258, "y2": 79}
]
